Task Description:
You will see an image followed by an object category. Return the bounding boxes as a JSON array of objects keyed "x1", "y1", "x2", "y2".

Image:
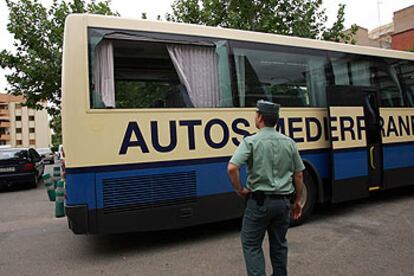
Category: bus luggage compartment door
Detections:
[{"x1": 327, "y1": 86, "x2": 383, "y2": 203}]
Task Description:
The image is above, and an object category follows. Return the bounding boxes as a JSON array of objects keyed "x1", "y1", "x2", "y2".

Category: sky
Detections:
[{"x1": 0, "y1": 0, "x2": 413, "y2": 91}]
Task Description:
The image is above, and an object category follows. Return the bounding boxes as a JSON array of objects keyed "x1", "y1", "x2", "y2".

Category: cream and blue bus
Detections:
[{"x1": 62, "y1": 14, "x2": 414, "y2": 234}]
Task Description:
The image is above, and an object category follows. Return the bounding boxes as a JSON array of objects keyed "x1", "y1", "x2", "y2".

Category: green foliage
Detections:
[
  {"x1": 115, "y1": 81, "x2": 170, "y2": 108},
  {"x1": 0, "y1": 0, "x2": 118, "y2": 148},
  {"x1": 50, "y1": 114, "x2": 61, "y2": 151},
  {"x1": 168, "y1": 0, "x2": 356, "y2": 42}
]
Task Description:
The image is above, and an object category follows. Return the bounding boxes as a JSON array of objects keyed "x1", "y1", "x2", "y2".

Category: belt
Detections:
[
  {"x1": 250, "y1": 191, "x2": 292, "y2": 206},
  {"x1": 250, "y1": 191, "x2": 292, "y2": 200}
]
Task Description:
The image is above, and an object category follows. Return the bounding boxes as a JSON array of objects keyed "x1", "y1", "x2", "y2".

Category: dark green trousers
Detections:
[{"x1": 241, "y1": 197, "x2": 291, "y2": 276}]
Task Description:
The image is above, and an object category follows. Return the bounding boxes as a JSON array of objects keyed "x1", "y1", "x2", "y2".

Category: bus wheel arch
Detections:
[{"x1": 290, "y1": 160, "x2": 320, "y2": 226}]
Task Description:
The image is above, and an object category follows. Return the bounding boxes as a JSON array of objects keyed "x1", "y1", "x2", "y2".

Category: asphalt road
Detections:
[{"x1": 0, "y1": 166, "x2": 413, "y2": 276}]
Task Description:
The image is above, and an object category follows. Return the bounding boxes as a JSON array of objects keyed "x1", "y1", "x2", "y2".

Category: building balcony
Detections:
[
  {"x1": 0, "y1": 134, "x2": 11, "y2": 141},
  {"x1": 0, "y1": 122, "x2": 11, "y2": 128},
  {"x1": 0, "y1": 109, "x2": 10, "y2": 118}
]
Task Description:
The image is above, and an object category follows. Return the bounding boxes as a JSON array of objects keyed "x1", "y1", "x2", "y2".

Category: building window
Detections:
[
  {"x1": 16, "y1": 116, "x2": 21, "y2": 121},
  {"x1": 29, "y1": 116, "x2": 35, "y2": 121},
  {"x1": 29, "y1": 128, "x2": 35, "y2": 133},
  {"x1": 16, "y1": 128, "x2": 22, "y2": 133},
  {"x1": 29, "y1": 139, "x2": 36, "y2": 145},
  {"x1": 16, "y1": 140, "x2": 22, "y2": 146}
]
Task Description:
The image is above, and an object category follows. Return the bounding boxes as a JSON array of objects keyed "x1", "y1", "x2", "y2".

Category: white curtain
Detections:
[
  {"x1": 94, "y1": 40, "x2": 115, "y2": 108},
  {"x1": 167, "y1": 44, "x2": 219, "y2": 108}
]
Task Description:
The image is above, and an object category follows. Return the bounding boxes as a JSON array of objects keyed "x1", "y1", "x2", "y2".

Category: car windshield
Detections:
[{"x1": 0, "y1": 149, "x2": 28, "y2": 160}]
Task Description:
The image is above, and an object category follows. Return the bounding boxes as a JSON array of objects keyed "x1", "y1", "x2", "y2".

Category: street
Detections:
[{"x1": 0, "y1": 165, "x2": 413, "y2": 276}]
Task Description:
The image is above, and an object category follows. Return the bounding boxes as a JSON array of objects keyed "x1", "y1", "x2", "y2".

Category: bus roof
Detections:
[{"x1": 67, "y1": 14, "x2": 414, "y2": 61}]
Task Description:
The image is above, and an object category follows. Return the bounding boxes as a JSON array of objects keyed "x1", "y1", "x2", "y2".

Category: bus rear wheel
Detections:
[{"x1": 290, "y1": 170, "x2": 317, "y2": 227}]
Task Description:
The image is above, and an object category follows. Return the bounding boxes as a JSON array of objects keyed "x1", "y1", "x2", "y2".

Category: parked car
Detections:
[
  {"x1": 0, "y1": 148, "x2": 44, "y2": 189},
  {"x1": 37, "y1": 147, "x2": 55, "y2": 164}
]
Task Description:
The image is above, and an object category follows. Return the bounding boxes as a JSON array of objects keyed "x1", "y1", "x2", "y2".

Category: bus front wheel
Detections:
[{"x1": 290, "y1": 170, "x2": 317, "y2": 227}]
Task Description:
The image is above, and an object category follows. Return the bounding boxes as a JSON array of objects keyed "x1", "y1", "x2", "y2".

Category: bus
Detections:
[{"x1": 62, "y1": 14, "x2": 414, "y2": 234}]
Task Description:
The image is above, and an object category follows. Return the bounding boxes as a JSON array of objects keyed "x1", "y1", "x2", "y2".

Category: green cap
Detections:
[{"x1": 256, "y1": 100, "x2": 280, "y2": 116}]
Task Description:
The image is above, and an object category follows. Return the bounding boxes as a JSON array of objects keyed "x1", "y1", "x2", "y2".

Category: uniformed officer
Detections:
[{"x1": 227, "y1": 100, "x2": 305, "y2": 276}]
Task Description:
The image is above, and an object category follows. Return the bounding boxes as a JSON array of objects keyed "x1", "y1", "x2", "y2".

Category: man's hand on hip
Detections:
[{"x1": 237, "y1": 187, "x2": 251, "y2": 199}]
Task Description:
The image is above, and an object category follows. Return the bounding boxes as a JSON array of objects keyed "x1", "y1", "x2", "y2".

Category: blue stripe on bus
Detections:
[
  {"x1": 65, "y1": 151, "x2": 330, "y2": 209},
  {"x1": 332, "y1": 148, "x2": 368, "y2": 180},
  {"x1": 301, "y1": 150, "x2": 330, "y2": 179},
  {"x1": 383, "y1": 143, "x2": 414, "y2": 170},
  {"x1": 94, "y1": 162, "x2": 237, "y2": 209},
  {"x1": 65, "y1": 173, "x2": 97, "y2": 209}
]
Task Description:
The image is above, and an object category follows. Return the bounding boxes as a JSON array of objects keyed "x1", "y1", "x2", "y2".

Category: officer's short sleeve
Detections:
[
  {"x1": 229, "y1": 138, "x2": 251, "y2": 166},
  {"x1": 292, "y1": 143, "x2": 305, "y2": 172}
]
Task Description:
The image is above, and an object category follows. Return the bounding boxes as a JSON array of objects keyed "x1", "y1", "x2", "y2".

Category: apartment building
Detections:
[
  {"x1": 352, "y1": 5, "x2": 414, "y2": 51},
  {"x1": 392, "y1": 5, "x2": 414, "y2": 51},
  {"x1": 0, "y1": 94, "x2": 51, "y2": 148}
]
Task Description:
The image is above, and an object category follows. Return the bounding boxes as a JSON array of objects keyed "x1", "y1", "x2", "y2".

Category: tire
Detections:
[
  {"x1": 290, "y1": 170, "x2": 317, "y2": 227},
  {"x1": 29, "y1": 174, "x2": 39, "y2": 189}
]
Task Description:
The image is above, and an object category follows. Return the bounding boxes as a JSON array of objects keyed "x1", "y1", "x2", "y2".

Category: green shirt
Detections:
[{"x1": 229, "y1": 127, "x2": 305, "y2": 194}]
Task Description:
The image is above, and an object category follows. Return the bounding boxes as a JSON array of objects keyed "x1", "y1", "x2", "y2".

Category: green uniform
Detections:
[
  {"x1": 230, "y1": 127, "x2": 305, "y2": 192},
  {"x1": 230, "y1": 126, "x2": 305, "y2": 276}
]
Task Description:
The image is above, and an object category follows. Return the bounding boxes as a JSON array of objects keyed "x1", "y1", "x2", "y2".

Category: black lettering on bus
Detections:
[
  {"x1": 356, "y1": 116, "x2": 365, "y2": 140},
  {"x1": 386, "y1": 116, "x2": 399, "y2": 137},
  {"x1": 231, "y1": 118, "x2": 251, "y2": 146},
  {"x1": 205, "y1": 119, "x2": 230, "y2": 149},
  {"x1": 151, "y1": 121, "x2": 177, "y2": 153},
  {"x1": 329, "y1": 116, "x2": 339, "y2": 142},
  {"x1": 119, "y1": 122, "x2": 150, "y2": 154},
  {"x1": 288, "y1": 117, "x2": 304, "y2": 143},
  {"x1": 276, "y1": 117, "x2": 285, "y2": 134},
  {"x1": 398, "y1": 116, "x2": 410, "y2": 137},
  {"x1": 339, "y1": 116, "x2": 355, "y2": 141},
  {"x1": 379, "y1": 116, "x2": 385, "y2": 137},
  {"x1": 305, "y1": 117, "x2": 322, "y2": 142},
  {"x1": 411, "y1": 116, "x2": 414, "y2": 136},
  {"x1": 179, "y1": 120, "x2": 202, "y2": 150}
]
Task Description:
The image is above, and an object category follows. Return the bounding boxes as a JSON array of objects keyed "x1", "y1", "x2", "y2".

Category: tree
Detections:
[
  {"x1": 168, "y1": 0, "x2": 357, "y2": 43},
  {"x1": 0, "y1": 0, "x2": 118, "y2": 148}
]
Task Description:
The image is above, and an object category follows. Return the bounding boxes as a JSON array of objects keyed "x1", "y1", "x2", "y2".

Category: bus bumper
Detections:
[{"x1": 66, "y1": 205, "x2": 91, "y2": 234}]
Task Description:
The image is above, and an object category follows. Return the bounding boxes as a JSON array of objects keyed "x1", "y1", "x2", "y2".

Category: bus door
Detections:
[{"x1": 327, "y1": 86, "x2": 383, "y2": 203}]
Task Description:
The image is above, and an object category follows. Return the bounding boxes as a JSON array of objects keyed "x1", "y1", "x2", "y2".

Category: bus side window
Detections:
[
  {"x1": 89, "y1": 34, "x2": 233, "y2": 109},
  {"x1": 232, "y1": 46, "x2": 328, "y2": 107},
  {"x1": 372, "y1": 61, "x2": 405, "y2": 107},
  {"x1": 396, "y1": 62, "x2": 414, "y2": 107}
]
